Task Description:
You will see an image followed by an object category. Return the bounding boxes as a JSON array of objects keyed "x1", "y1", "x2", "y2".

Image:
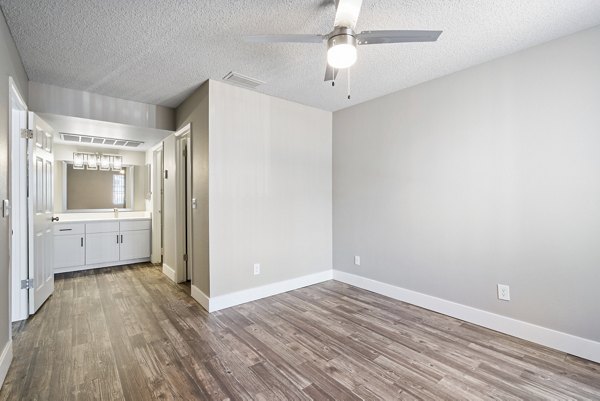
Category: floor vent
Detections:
[
  {"x1": 59, "y1": 133, "x2": 144, "y2": 148},
  {"x1": 223, "y1": 71, "x2": 264, "y2": 89}
]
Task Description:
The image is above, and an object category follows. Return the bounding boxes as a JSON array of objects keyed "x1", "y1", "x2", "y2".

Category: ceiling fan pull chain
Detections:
[{"x1": 347, "y1": 68, "x2": 351, "y2": 100}]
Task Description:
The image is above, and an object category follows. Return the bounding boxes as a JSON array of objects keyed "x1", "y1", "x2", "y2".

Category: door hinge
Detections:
[
  {"x1": 21, "y1": 279, "x2": 34, "y2": 289},
  {"x1": 183, "y1": 254, "x2": 188, "y2": 262},
  {"x1": 21, "y1": 129, "x2": 34, "y2": 139},
  {"x1": 161, "y1": 247, "x2": 164, "y2": 256}
]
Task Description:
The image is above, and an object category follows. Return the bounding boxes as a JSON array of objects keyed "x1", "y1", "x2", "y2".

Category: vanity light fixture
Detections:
[
  {"x1": 73, "y1": 153, "x2": 85, "y2": 169},
  {"x1": 73, "y1": 152, "x2": 124, "y2": 171},
  {"x1": 99, "y1": 154, "x2": 111, "y2": 171},
  {"x1": 86, "y1": 154, "x2": 98, "y2": 170},
  {"x1": 112, "y1": 156, "x2": 123, "y2": 171}
]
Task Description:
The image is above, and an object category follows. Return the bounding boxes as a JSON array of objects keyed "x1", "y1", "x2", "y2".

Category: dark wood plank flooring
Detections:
[{"x1": 1, "y1": 264, "x2": 599, "y2": 400}]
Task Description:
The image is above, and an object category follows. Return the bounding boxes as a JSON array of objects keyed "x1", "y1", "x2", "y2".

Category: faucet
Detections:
[{"x1": 114, "y1": 208, "x2": 119, "y2": 218}]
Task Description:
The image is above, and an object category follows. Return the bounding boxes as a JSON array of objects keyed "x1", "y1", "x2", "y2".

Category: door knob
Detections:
[{"x1": 51, "y1": 216, "x2": 60, "y2": 222}]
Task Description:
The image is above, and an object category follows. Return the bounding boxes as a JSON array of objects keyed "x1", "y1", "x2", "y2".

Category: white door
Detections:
[
  {"x1": 120, "y1": 230, "x2": 151, "y2": 261},
  {"x1": 28, "y1": 112, "x2": 55, "y2": 314},
  {"x1": 85, "y1": 232, "x2": 120, "y2": 265}
]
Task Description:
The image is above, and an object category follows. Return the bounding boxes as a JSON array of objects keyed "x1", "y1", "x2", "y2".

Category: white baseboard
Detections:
[
  {"x1": 0, "y1": 340, "x2": 13, "y2": 390},
  {"x1": 333, "y1": 270, "x2": 600, "y2": 363},
  {"x1": 202, "y1": 270, "x2": 333, "y2": 313},
  {"x1": 191, "y1": 285, "x2": 210, "y2": 312},
  {"x1": 162, "y1": 263, "x2": 176, "y2": 283}
]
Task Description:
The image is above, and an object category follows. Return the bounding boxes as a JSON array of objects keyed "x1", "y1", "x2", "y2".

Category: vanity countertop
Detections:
[{"x1": 55, "y1": 212, "x2": 151, "y2": 223}]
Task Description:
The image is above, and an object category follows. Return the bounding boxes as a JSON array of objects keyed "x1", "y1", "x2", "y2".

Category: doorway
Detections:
[{"x1": 175, "y1": 126, "x2": 192, "y2": 284}]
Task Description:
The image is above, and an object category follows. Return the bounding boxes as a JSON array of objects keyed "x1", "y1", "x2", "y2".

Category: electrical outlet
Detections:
[
  {"x1": 253, "y1": 263, "x2": 260, "y2": 275},
  {"x1": 497, "y1": 284, "x2": 510, "y2": 301},
  {"x1": 354, "y1": 256, "x2": 360, "y2": 266}
]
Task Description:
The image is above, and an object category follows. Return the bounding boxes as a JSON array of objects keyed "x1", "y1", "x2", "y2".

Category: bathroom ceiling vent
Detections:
[
  {"x1": 60, "y1": 133, "x2": 144, "y2": 148},
  {"x1": 223, "y1": 71, "x2": 264, "y2": 89}
]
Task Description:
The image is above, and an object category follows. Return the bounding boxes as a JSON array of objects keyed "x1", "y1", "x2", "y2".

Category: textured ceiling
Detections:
[{"x1": 2, "y1": 0, "x2": 600, "y2": 111}]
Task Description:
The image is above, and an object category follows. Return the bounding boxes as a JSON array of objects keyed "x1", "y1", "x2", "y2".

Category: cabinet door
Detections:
[
  {"x1": 54, "y1": 234, "x2": 85, "y2": 269},
  {"x1": 119, "y1": 230, "x2": 151, "y2": 261},
  {"x1": 86, "y1": 232, "x2": 120, "y2": 265}
]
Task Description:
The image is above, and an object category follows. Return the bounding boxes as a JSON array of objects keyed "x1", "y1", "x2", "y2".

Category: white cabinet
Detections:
[
  {"x1": 120, "y1": 231, "x2": 151, "y2": 261},
  {"x1": 119, "y1": 220, "x2": 151, "y2": 261},
  {"x1": 85, "y1": 221, "x2": 120, "y2": 265},
  {"x1": 53, "y1": 218, "x2": 151, "y2": 273},
  {"x1": 86, "y1": 232, "x2": 120, "y2": 265},
  {"x1": 54, "y1": 233, "x2": 85, "y2": 269}
]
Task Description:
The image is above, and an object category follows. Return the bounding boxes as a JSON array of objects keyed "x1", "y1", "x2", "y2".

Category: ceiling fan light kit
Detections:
[{"x1": 327, "y1": 29, "x2": 358, "y2": 69}]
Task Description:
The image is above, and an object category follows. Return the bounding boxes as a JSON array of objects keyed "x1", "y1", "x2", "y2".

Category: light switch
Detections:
[
  {"x1": 1, "y1": 200, "x2": 9, "y2": 218},
  {"x1": 192, "y1": 198, "x2": 197, "y2": 209}
]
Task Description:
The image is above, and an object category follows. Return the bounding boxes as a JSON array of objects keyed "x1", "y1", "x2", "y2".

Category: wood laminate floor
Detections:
[{"x1": 1, "y1": 264, "x2": 599, "y2": 400}]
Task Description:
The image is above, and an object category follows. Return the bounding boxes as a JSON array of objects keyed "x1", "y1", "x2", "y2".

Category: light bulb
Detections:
[
  {"x1": 112, "y1": 156, "x2": 123, "y2": 171},
  {"x1": 327, "y1": 43, "x2": 357, "y2": 69},
  {"x1": 73, "y1": 153, "x2": 84, "y2": 169}
]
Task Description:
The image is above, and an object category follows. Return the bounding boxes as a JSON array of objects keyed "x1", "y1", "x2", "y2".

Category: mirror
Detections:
[{"x1": 64, "y1": 163, "x2": 134, "y2": 210}]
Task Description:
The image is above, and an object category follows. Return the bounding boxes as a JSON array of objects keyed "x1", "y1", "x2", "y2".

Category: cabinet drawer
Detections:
[
  {"x1": 120, "y1": 220, "x2": 151, "y2": 232},
  {"x1": 86, "y1": 221, "x2": 119, "y2": 233},
  {"x1": 53, "y1": 223, "x2": 85, "y2": 236}
]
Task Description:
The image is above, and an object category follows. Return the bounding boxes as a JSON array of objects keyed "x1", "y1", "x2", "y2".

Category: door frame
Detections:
[
  {"x1": 151, "y1": 142, "x2": 163, "y2": 264},
  {"x1": 174, "y1": 124, "x2": 192, "y2": 283},
  {"x1": 8, "y1": 77, "x2": 29, "y2": 323}
]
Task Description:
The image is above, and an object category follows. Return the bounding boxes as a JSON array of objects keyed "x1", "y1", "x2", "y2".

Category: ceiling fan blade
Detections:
[
  {"x1": 324, "y1": 65, "x2": 339, "y2": 81},
  {"x1": 356, "y1": 30, "x2": 442, "y2": 45},
  {"x1": 334, "y1": 0, "x2": 363, "y2": 29},
  {"x1": 245, "y1": 34, "x2": 325, "y2": 44}
]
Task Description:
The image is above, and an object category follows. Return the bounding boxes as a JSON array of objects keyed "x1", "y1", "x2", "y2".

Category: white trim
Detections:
[
  {"x1": 162, "y1": 263, "x2": 176, "y2": 282},
  {"x1": 8, "y1": 77, "x2": 26, "y2": 109},
  {"x1": 207, "y1": 270, "x2": 333, "y2": 312},
  {"x1": 174, "y1": 123, "x2": 191, "y2": 138},
  {"x1": 175, "y1": 135, "x2": 192, "y2": 283},
  {"x1": 191, "y1": 285, "x2": 209, "y2": 312},
  {"x1": 0, "y1": 340, "x2": 13, "y2": 389},
  {"x1": 8, "y1": 76, "x2": 29, "y2": 324},
  {"x1": 333, "y1": 270, "x2": 600, "y2": 364},
  {"x1": 53, "y1": 258, "x2": 151, "y2": 274},
  {"x1": 151, "y1": 146, "x2": 163, "y2": 264},
  {"x1": 150, "y1": 141, "x2": 164, "y2": 153}
]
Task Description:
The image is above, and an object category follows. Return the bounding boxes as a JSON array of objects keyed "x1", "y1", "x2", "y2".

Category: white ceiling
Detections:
[
  {"x1": 39, "y1": 113, "x2": 172, "y2": 151},
  {"x1": 2, "y1": 0, "x2": 600, "y2": 111}
]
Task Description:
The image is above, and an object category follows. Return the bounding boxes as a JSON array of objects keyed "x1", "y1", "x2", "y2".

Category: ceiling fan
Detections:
[{"x1": 245, "y1": 0, "x2": 442, "y2": 83}]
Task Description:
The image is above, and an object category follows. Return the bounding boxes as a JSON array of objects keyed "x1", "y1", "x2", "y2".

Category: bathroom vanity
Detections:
[{"x1": 53, "y1": 212, "x2": 151, "y2": 273}]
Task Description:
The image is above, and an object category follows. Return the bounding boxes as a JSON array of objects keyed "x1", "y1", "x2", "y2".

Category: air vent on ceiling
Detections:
[
  {"x1": 223, "y1": 71, "x2": 264, "y2": 89},
  {"x1": 59, "y1": 133, "x2": 144, "y2": 148}
]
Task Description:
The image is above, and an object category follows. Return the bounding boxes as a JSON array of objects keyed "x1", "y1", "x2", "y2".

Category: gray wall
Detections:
[
  {"x1": 0, "y1": 7, "x2": 28, "y2": 368},
  {"x1": 333, "y1": 26, "x2": 600, "y2": 342},
  {"x1": 175, "y1": 82, "x2": 209, "y2": 294},
  {"x1": 209, "y1": 81, "x2": 332, "y2": 297}
]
